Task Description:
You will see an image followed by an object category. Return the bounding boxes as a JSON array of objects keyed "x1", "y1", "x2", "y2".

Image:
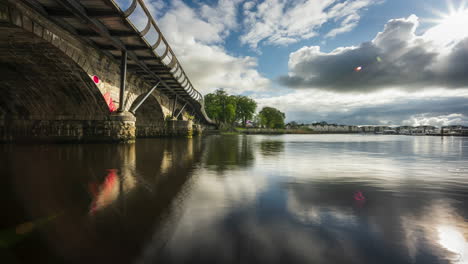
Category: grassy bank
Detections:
[
  {"x1": 211, "y1": 127, "x2": 361, "y2": 135},
  {"x1": 236, "y1": 128, "x2": 341, "y2": 134}
]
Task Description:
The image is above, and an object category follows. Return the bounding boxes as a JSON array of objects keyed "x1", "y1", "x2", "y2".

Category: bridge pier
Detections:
[
  {"x1": 0, "y1": 115, "x2": 208, "y2": 142},
  {"x1": 166, "y1": 120, "x2": 193, "y2": 138},
  {"x1": 0, "y1": 112, "x2": 136, "y2": 143},
  {"x1": 106, "y1": 112, "x2": 136, "y2": 142},
  {"x1": 136, "y1": 120, "x2": 194, "y2": 138}
]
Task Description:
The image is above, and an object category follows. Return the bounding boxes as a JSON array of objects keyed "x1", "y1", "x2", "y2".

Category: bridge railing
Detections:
[{"x1": 113, "y1": 0, "x2": 203, "y2": 103}]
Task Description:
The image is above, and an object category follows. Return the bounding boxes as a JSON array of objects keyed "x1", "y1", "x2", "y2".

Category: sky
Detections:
[{"x1": 117, "y1": 0, "x2": 468, "y2": 126}]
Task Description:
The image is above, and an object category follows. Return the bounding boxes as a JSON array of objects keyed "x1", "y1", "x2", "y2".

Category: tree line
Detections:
[{"x1": 204, "y1": 89, "x2": 285, "y2": 129}]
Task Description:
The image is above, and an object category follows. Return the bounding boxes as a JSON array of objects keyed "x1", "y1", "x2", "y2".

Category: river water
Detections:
[{"x1": 1, "y1": 135, "x2": 467, "y2": 264}]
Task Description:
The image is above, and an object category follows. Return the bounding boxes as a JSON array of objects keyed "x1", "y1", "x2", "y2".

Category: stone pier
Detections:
[
  {"x1": 137, "y1": 120, "x2": 194, "y2": 138},
  {"x1": 0, "y1": 112, "x2": 136, "y2": 143},
  {"x1": 0, "y1": 114, "x2": 207, "y2": 142}
]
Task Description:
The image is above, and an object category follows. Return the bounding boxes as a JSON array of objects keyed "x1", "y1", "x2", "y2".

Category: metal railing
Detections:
[{"x1": 114, "y1": 0, "x2": 203, "y2": 103}]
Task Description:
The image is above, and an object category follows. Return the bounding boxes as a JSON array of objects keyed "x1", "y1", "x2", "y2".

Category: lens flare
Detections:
[{"x1": 354, "y1": 191, "x2": 366, "y2": 201}]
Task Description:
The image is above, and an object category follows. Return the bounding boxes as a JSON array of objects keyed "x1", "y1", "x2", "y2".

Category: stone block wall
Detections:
[
  {"x1": 166, "y1": 120, "x2": 193, "y2": 137},
  {"x1": 136, "y1": 120, "x2": 193, "y2": 138},
  {"x1": 0, "y1": 117, "x2": 208, "y2": 142},
  {"x1": 136, "y1": 121, "x2": 166, "y2": 137},
  {"x1": 0, "y1": 113, "x2": 136, "y2": 143}
]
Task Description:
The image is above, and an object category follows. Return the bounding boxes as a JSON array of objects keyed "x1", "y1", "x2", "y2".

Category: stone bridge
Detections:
[{"x1": 0, "y1": 0, "x2": 214, "y2": 142}]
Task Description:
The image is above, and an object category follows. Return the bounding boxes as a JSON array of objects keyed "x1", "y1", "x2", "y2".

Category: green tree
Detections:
[
  {"x1": 258, "y1": 107, "x2": 286, "y2": 129},
  {"x1": 287, "y1": 121, "x2": 299, "y2": 129},
  {"x1": 235, "y1": 96, "x2": 257, "y2": 127},
  {"x1": 204, "y1": 89, "x2": 237, "y2": 126}
]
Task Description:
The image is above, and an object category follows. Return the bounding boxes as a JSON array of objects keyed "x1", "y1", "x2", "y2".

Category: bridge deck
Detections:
[{"x1": 21, "y1": 0, "x2": 213, "y2": 124}]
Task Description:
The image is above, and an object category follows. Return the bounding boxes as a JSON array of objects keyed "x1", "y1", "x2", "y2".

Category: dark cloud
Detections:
[
  {"x1": 438, "y1": 38, "x2": 468, "y2": 86},
  {"x1": 279, "y1": 15, "x2": 468, "y2": 92},
  {"x1": 286, "y1": 96, "x2": 468, "y2": 125}
]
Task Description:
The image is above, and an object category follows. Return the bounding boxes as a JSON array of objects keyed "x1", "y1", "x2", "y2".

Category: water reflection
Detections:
[
  {"x1": 88, "y1": 169, "x2": 137, "y2": 214},
  {"x1": 203, "y1": 135, "x2": 254, "y2": 172},
  {"x1": 155, "y1": 135, "x2": 468, "y2": 264},
  {"x1": 1, "y1": 135, "x2": 468, "y2": 263},
  {"x1": 259, "y1": 139, "x2": 284, "y2": 156},
  {"x1": 283, "y1": 180, "x2": 468, "y2": 263}
]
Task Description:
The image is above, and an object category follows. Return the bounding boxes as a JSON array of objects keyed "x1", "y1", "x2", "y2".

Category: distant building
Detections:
[
  {"x1": 349, "y1": 126, "x2": 360, "y2": 132},
  {"x1": 299, "y1": 123, "x2": 467, "y2": 136},
  {"x1": 307, "y1": 124, "x2": 328, "y2": 132},
  {"x1": 396, "y1": 126, "x2": 413, "y2": 135},
  {"x1": 306, "y1": 123, "x2": 358, "y2": 133},
  {"x1": 383, "y1": 128, "x2": 398, "y2": 134},
  {"x1": 359, "y1": 126, "x2": 375, "y2": 133},
  {"x1": 414, "y1": 126, "x2": 437, "y2": 135},
  {"x1": 444, "y1": 125, "x2": 468, "y2": 135},
  {"x1": 374, "y1": 126, "x2": 390, "y2": 134}
]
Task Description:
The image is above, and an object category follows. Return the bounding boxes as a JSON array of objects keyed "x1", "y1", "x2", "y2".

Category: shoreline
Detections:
[
  {"x1": 213, "y1": 128, "x2": 468, "y2": 136},
  {"x1": 239, "y1": 129, "x2": 357, "y2": 135}
]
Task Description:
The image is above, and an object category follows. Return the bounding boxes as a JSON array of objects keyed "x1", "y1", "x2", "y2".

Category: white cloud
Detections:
[
  {"x1": 132, "y1": 0, "x2": 270, "y2": 95},
  {"x1": 243, "y1": 1, "x2": 255, "y2": 11},
  {"x1": 157, "y1": 0, "x2": 227, "y2": 44},
  {"x1": 240, "y1": 0, "x2": 377, "y2": 48},
  {"x1": 280, "y1": 14, "x2": 468, "y2": 92},
  {"x1": 402, "y1": 113, "x2": 468, "y2": 127},
  {"x1": 324, "y1": 0, "x2": 375, "y2": 38},
  {"x1": 255, "y1": 88, "x2": 468, "y2": 124},
  {"x1": 199, "y1": 0, "x2": 242, "y2": 40},
  {"x1": 148, "y1": 0, "x2": 166, "y2": 16}
]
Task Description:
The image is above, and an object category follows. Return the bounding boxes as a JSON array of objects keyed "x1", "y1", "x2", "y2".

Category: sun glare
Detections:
[{"x1": 424, "y1": 1, "x2": 468, "y2": 47}]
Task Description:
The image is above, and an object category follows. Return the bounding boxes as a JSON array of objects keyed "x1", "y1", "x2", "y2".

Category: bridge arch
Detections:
[
  {"x1": 0, "y1": 23, "x2": 112, "y2": 141},
  {"x1": 173, "y1": 109, "x2": 184, "y2": 121},
  {"x1": 0, "y1": 0, "x2": 210, "y2": 141},
  {"x1": 130, "y1": 94, "x2": 166, "y2": 137}
]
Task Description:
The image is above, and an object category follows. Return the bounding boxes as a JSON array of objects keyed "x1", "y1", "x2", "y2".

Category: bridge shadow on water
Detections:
[{"x1": 0, "y1": 138, "x2": 203, "y2": 263}]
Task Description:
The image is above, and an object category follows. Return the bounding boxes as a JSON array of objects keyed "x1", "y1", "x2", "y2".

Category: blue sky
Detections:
[
  {"x1": 153, "y1": 0, "x2": 450, "y2": 80},
  {"x1": 120, "y1": 0, "x2": 468, "y2": 125},
  {"x1": 253, "y1": 0, "x2": 449, "y2": 79}
]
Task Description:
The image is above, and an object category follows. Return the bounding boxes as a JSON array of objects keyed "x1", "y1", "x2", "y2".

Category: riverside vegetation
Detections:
[
  {"x1": 204, "y1": 89, "x2": 342, "y2": 135},
  {"x1": 204, "y1": 89, "x2": 286, "y2": 133}
]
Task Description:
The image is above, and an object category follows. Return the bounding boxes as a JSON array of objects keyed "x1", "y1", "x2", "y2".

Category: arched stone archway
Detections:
[
  {"x1": 0, "y1": 23, "x2": 134, "y2": 142},
  {"x1": 131, "y1": 94, "x2": 166, "y2": 137},
  {"x1": 130, "y1": 94, "x2": 196, "y2": 137},
  {"x1": 0, "y1": 25, "x2": 110, "y2": 119},
  {"x1": 173, "y1": 109, "x2": 184, "y2": 121}
]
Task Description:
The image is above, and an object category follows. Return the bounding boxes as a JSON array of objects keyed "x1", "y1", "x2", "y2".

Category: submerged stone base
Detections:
[
  {"x1": 0, "y1": 112, "x2": 136, "y2": 143},
  {"x1": 192, "y1": 123, "x2": 203, "y2": 136},
  {"x1": 136, "y1": 120, "x2": 194, "y2": 138},
  {"x1": 0, "y1": 114, "x2": 211, "y2": 142}
]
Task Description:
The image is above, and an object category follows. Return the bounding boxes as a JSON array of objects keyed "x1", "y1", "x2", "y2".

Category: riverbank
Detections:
[
  {"x1": 224, "y1": 128, "x2": 360, "y2": 135},
  {"x1": 213, "y1": 128, "x2": 468, "y2": 136}
]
